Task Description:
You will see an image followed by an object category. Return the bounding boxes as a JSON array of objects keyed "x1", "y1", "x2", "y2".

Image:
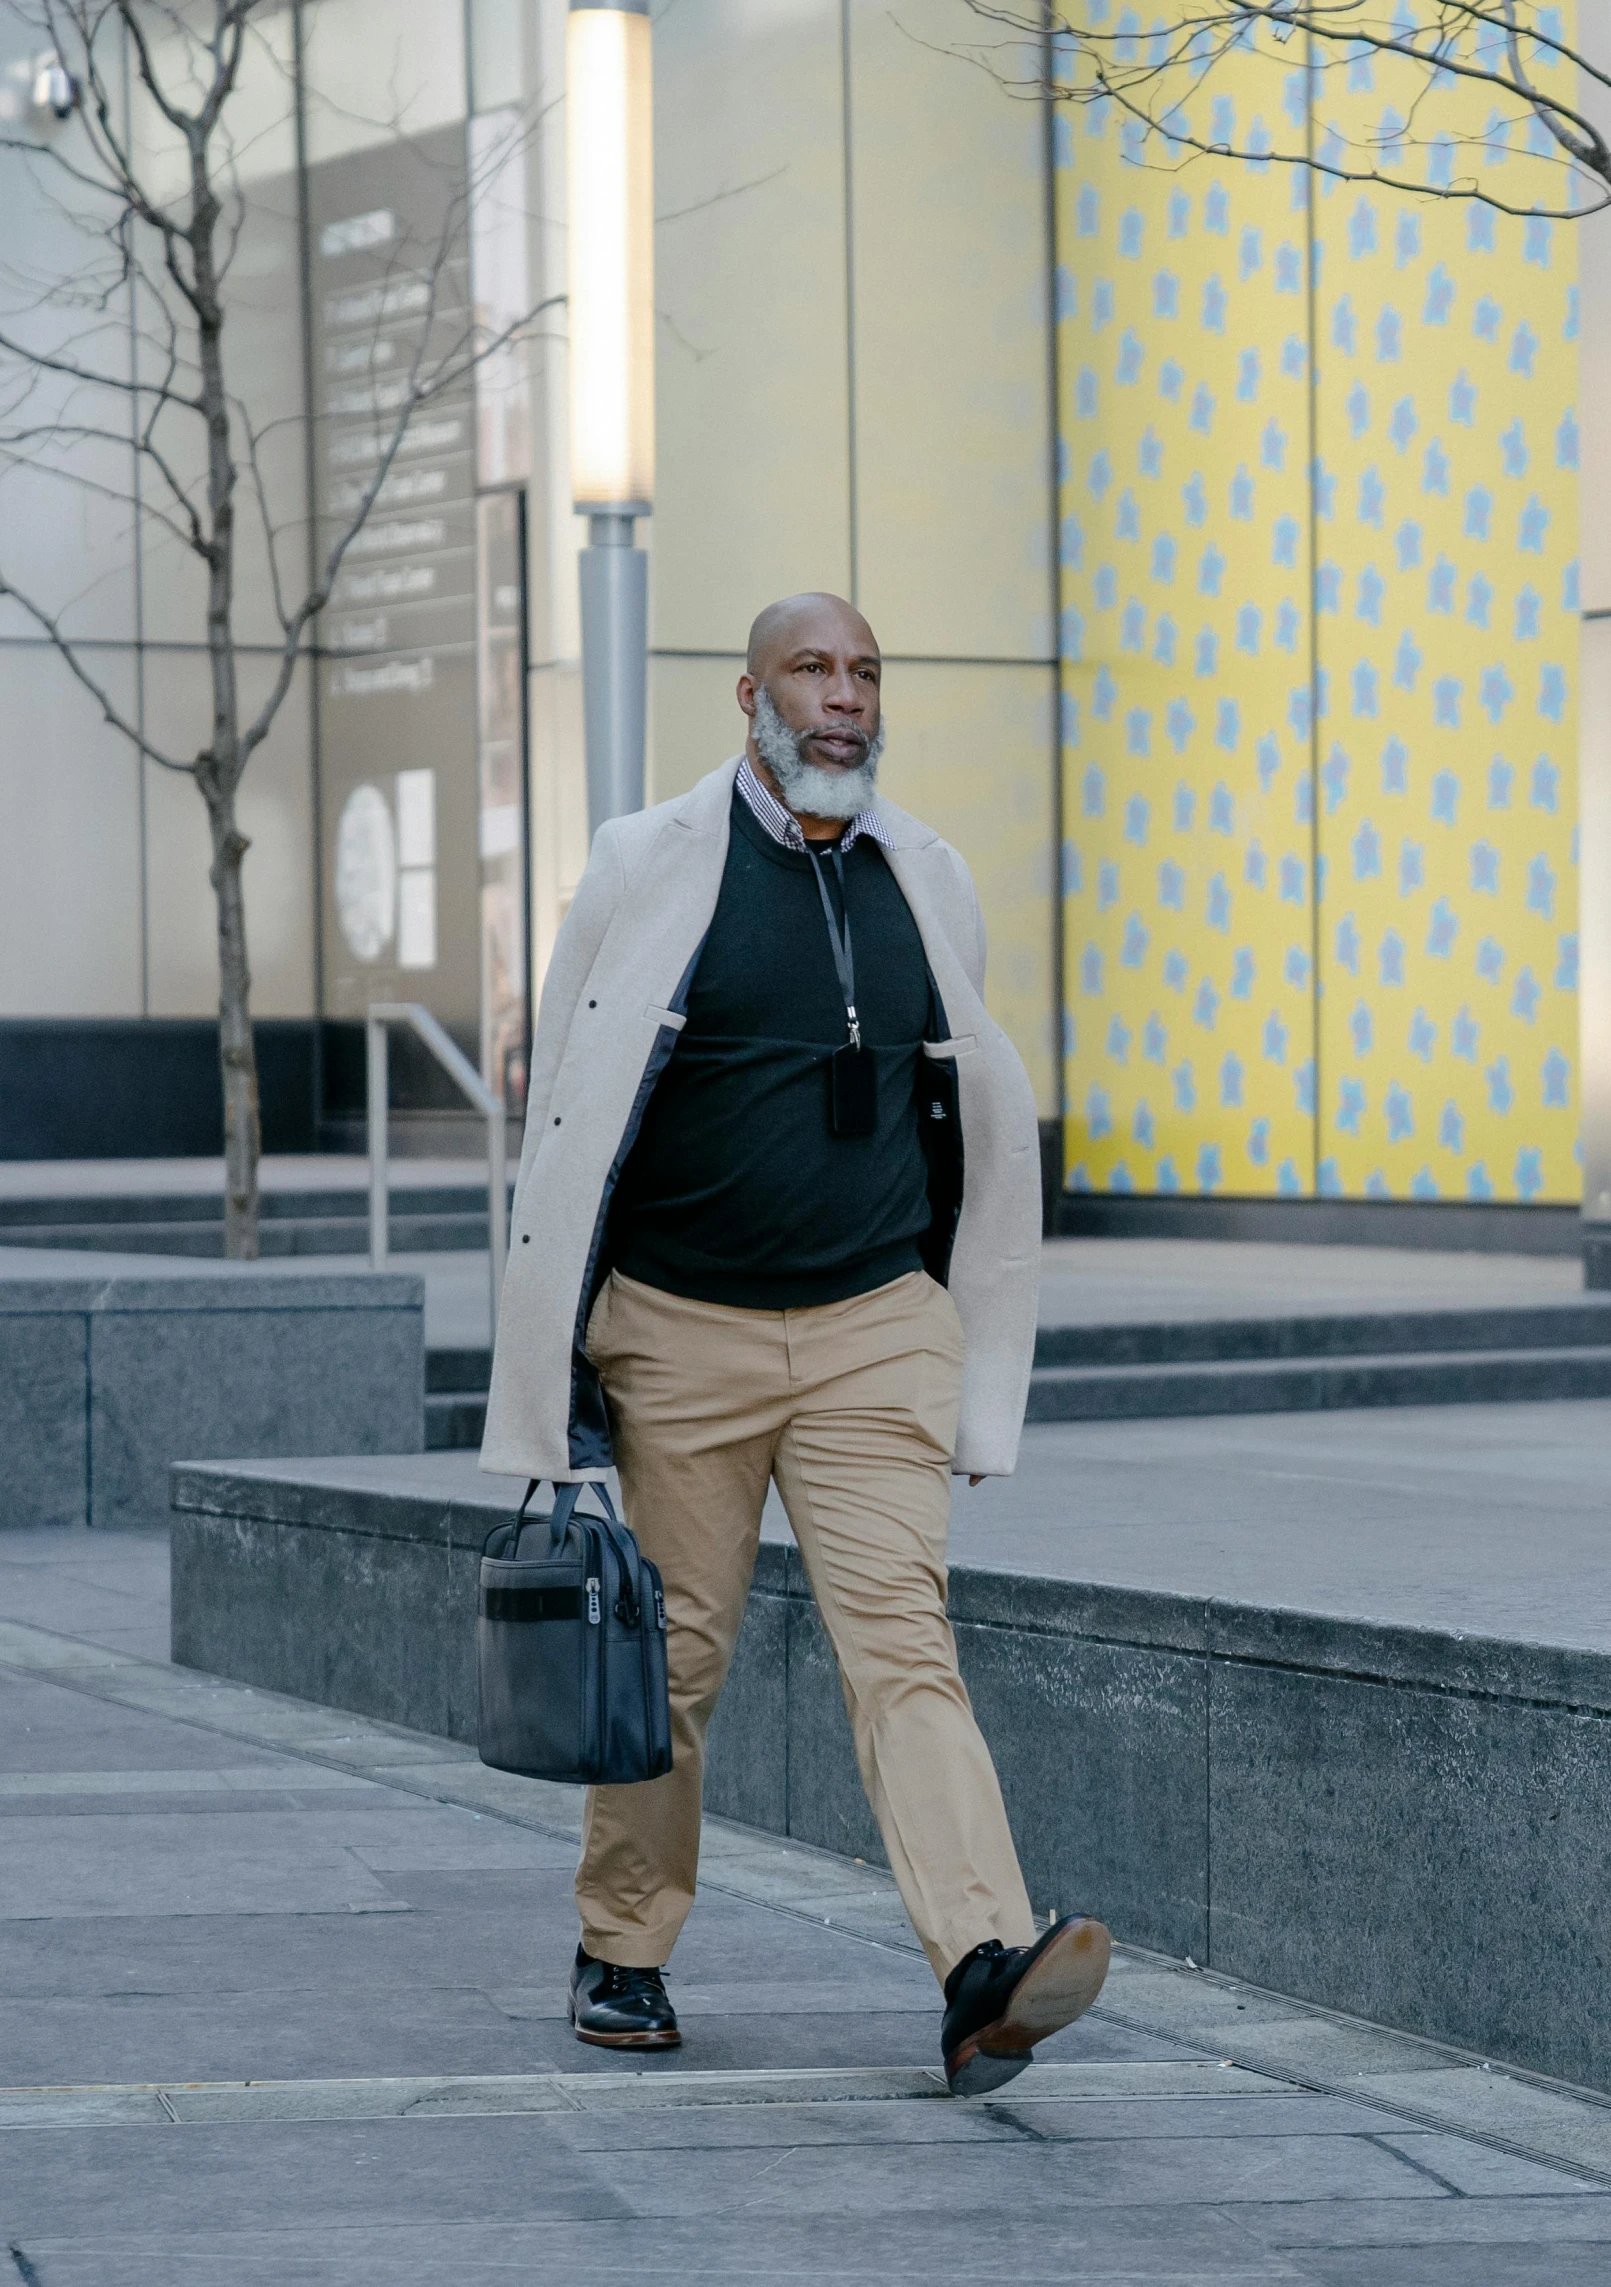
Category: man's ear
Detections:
[{"x1": 736, "y1": 672, "x2": 757, "y2": 720}]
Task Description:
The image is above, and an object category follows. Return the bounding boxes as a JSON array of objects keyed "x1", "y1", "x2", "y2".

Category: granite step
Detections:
[
  {"x1": 425, "y1": 1348, "x2": 494, "y2": 1451},
  {"x1": 0, "y1": 1212, "x2": 491, "y2": 1257},
  {"x1": 426, "y1": 1391, "x2": 490, "y2": 1451},
  {"x1": 1023, "y1": 1344, "x2": 1611, "y2": 1422},
  {"x1": 426, "y1": 1347, "x2": 496, "y2": 1393},
  {"x1": 0, "y1": 1181, "x2": 514, "y2": 1258},
  {"x1": 1032, "y1": 1300, "x2": 1611, "y2": 1367},
  {"x1": 0, "y1": 1182, "x2": 509, "y2": 1227},
  {"x1": 420, "y1": 1311, "x2": 1611, "y2": 1450}
]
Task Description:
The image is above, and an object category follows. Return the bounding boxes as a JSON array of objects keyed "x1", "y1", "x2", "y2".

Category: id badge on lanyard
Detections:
[{"x1": 810, "y1": 849, "x2": 878, "y2": 1139}]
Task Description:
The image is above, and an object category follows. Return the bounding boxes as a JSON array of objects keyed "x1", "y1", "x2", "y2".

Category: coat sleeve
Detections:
[{"x1": 510, "y1": 823, "x2": 626, "y2": 1223}]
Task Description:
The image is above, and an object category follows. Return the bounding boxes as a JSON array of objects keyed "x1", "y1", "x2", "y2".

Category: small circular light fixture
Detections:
[
  {"x1": 28, "y1": 51, "x2": 79, "y2": 131},
  {"x1": 335, "y1": 784, "x2": 398, "y2": 962}
]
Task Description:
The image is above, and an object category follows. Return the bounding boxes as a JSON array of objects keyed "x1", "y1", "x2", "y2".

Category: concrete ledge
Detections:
[
  {"x1": 0, "y1": 1271, "x2": 423, "y2": 1313},
  {"x1": 4, "y1": 1267, "x2": 421, "y2": 1531},
  {"x1": 1032, "y1": 1301, "x2": 1611, "y2": 1367},
  {"x1": 1054, "y1": 1192, "x2": 1584, "y2": 1256},
  {"x1": 171, "y1": 1452, "x2": 1611, "y2": 2095}
]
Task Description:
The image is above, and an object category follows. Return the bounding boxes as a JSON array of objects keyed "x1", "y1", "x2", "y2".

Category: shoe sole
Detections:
[
  {"x1": 946, "y1": 1917, "x2": 1111, "y2": 2098},
  {"x1": 569, "y1": 2005, "x2": 681, "y2": 2050}
]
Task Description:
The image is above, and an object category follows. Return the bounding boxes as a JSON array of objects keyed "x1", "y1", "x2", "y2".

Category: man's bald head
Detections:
[{"x1": 745, "y1": 592, "x2": 879, "y2": 678}]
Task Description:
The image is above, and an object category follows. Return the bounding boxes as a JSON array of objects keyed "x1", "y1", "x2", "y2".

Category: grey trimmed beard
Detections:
[{"x1": 751, "y1": 685, "x2": 885, "y2": 821}]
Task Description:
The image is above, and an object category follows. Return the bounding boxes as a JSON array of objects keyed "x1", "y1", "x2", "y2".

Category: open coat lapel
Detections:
[{"x1": 880, "y1": 831, "x2": 1043, "y2": 1475}]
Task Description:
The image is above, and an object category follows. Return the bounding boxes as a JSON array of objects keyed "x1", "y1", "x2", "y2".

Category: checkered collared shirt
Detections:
[{"x1": 735, "y1": 752, "x2": 895, "y2": 855}]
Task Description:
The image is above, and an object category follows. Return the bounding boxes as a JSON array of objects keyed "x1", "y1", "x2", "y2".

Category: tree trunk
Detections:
[
  {"x1": 208, "y1": 790, "x2": 260, "y2": 1260},
  {"x1": 188, "y1": 123, "x2": 257, "y2": 1260}
]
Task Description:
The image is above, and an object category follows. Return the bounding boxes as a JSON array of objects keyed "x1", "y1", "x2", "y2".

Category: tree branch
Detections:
[
  {"x1": 0, "y1": 568, "x2": 189, "y2": 772},
  {"x1": 0, "y1": 441, "x2": 201, "y2": 559},
  {"x1": 957, "y1": 0, "x2": 1611, "y2": 213}
]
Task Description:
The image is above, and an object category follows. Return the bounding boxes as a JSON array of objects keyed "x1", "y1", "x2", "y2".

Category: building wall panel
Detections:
[
  {"x1": 1056, "y1": 11, "x2": 1581, "y2": 1203},
  {"x1": 1057, "y1": 53, "x2": 1318, "y2": 1197},
  {"x1": 1310, "y1": 55, "x2": 1580, "y2": 1204}
]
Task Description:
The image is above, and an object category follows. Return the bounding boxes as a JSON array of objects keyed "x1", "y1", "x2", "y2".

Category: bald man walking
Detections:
[{"x1": 481, "y1": 593, "x2": 1109, "y2": 2095}]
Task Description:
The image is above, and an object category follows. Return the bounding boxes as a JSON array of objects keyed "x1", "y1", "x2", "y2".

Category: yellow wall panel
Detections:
[
  {"x1": 849, "y1": 0, "x2": 1053, "y2": 661},
  {"x1": 1057, "y1": 50, "x2": 1318, "y2": 1196},
  {"x1": 1309, "y1": 45, "x2": 1580, "y2": 1202},
  {"x1": 652, "y1": 0, "x2": 851, "y2": 653},
  {"x1": 1055, "y1": 8, "x2": 1580, "y2": 1203},
  {"x1": 876, "y1": 661, "x2": 1059, "y2": 1116}
]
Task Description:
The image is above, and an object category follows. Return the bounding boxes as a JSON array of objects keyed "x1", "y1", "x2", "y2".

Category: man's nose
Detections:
[{"x1": 823, "y1": 671, "x2": 864, "y2": 713}]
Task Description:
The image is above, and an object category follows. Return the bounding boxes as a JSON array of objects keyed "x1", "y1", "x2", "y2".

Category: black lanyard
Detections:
[{"x1": 809, "y1": 847, "x2": 860, "y2": 1050}]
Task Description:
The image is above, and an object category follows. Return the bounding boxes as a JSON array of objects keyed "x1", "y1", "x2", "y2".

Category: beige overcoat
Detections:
[{"x1": 478, "y1": 758, "x2": 1042, "y2": 1483}]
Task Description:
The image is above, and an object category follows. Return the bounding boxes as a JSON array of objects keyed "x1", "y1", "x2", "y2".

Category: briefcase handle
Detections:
[{"x1": 510, "y1": 1477, "x2": 622, "y2": 1558}]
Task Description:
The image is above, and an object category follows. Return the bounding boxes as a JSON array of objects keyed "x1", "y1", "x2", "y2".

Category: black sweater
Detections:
[{"x1": 609, "y1": 792, "x2": 934, "y2": 1309}]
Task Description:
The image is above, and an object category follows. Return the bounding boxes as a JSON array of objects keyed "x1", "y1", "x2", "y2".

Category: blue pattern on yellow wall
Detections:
[
  {"x1": 1309, "y1": 50, "x2": 1580, "y2": 1203},
  {"x1": 1055, "y1": 14, "x2": 1580, "y2": 1203}
]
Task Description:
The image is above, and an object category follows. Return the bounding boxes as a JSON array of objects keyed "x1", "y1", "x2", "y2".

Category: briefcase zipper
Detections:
[{"x1": 586, "y1": 1576, "x2": 601, "y2": 1625}]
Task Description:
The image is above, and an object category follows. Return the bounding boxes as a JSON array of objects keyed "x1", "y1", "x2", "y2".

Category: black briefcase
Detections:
[{"x1": 477, "y1": 1480, "x2": 673, "y2": 1785}]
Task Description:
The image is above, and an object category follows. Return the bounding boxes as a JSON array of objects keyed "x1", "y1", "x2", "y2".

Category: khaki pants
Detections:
[{"x1": 577, "y1": 1267, "x2": 1036, "y2": 1982}]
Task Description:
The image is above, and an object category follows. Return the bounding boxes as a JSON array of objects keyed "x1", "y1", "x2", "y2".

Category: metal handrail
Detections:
[{"x1": 367, "y1": 1003, "x2": 509, "y2": 1338}]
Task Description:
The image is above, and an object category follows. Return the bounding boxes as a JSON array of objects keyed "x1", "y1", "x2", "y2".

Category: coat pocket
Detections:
[
  {"x1": 645, "y1": 1005, "x2": 687, "y2": 1032},
  {"x1": 922, "y1": 1034, "x2": 978, "y2": 1060}
]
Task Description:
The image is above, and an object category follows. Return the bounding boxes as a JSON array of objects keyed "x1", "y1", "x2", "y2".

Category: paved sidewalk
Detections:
[{"x1": 5, "y1": 1532, "x2": 1611, "y2": 2283}]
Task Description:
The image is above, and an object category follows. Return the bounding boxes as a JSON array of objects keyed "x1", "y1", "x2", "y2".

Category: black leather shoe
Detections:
[
  {"x1": 941, "y1": 1915, "x2": 1111, "y2": 2096},
  {"x1": 569, "y1": 1947, "x2": 681, "y2": 2049}
]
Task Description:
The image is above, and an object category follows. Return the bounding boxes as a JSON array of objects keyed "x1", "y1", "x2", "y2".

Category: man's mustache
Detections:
[{"x1": 802, "y1": 724, "x2": 872, "y2": 756}]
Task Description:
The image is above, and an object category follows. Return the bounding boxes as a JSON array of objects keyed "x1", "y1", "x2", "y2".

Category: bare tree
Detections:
[
  {"x1": 960, "y1": 0, "x2": 1609, "y2": 218},
  {"x1": 0, "y1": 1, "x2": 552, "y2": 1255}
]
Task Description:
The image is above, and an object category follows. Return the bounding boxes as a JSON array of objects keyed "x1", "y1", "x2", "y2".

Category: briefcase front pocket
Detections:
[{"x1": 478, "y1": 1558, "x2": 599, "y2": 1779}]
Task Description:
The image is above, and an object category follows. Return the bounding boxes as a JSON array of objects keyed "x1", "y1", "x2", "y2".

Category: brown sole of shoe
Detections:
[
  {"x1": 946, "y1": 1917, "x2": 1112, "y2": 2098},
  {"x1": 569, "y1": 2013, "x2": 681, "y2": 2050}
]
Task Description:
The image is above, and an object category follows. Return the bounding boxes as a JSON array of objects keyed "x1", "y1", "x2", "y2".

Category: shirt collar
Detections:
[{"x1": 735, "y1": 752, "x2": 893, "y2": 856}]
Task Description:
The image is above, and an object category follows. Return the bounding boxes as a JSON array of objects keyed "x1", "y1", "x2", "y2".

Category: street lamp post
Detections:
[{"x1": 567, "y1": 0, "x2": 654, "y2": 831}]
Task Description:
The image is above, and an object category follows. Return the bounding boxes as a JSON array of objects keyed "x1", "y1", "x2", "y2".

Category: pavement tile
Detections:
[
  {"x1": 1339, "y1": 2066, "x2": 1611, "y2": 2176},
  {"x1": 1175, "y1": 2015, "x2": 1464, "y2": 2083},
  {"x1": 1257, "y1": 2195, "x2": 1611, "y2": 2248},
  {"x1": 0, "y1": 1989, "x2": 538, "y2": 2087},
  {"x1": 597, "y1": 2132, "x2": 1448, "y2": 2215},
  {"x1": 0, "y1": 1544, "x2": 170, "y2": 1660},
  {"x1": 542, "y1": 2089, "x2": 1359, "y2": 2154},
  {"x1": 1, "y1": 2204, "x2": 1308, "y2": 2286},
  {"x1": 1370, "y1": 2128, "x2": 1605, "y2": 2197},
  {"x1": 2, "y1": 2119, "x2": 632, "y2": 2236},
  {"x1": 0, "y1": 1807, "x2": 403, "y2": 1918},
  {"x1": 1284, "y1": 2248, "x2": 1611, "y2": 2286},
  {"x1": 0, "y1": 1667, "x2": 282, "y2": 1773},
  {"x1": 964, "y1": 2094, "x2": 1401, "y2": 2142},
  {"x1": 0, "y1": 1793, "x2": 571, "y2": 1916}
]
